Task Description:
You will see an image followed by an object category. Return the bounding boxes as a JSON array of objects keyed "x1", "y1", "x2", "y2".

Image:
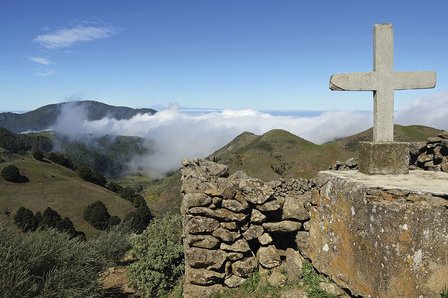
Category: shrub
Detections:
[
  {"x1": 83, "y1": 201, "x2": 112, "y2": 230},
  {"x1": 107, "y1": 181, "x2": 123, "y2": 193},
  {"x1": 124, "y1": 205, "x2": 153, "y2": 234},
  {"x1": 31, "y1": 148, "x2": 44, "y2": 161},
  {"x1": 0, "y1": 226, "x2": 106, "y2": 297},
  {"x1": 1, "y1": 164, "x2": 21, "y2": 182},
  {"x1": 128, "y1": 213, "x2": 184, "y2": 297},
  {"x1": 88, "y1": 224, "x2": 132, "y2": 264},
  {"x1": 14, "y1": 207, "x2": 38, "y2": 232},
  {"x1": 77, "y1": 165, "x2": 107, "y2": 187}
]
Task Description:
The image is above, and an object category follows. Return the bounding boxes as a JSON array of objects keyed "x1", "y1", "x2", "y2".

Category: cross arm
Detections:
[
  {"x1": 329, "y1": 72, "x2": 375, "y2": 91},
  {"x1": 393, "y1": 71, "x2": 436, "y2": 90}
]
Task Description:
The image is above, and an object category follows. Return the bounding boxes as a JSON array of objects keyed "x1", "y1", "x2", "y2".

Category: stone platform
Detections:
[{"x1": 308, "y1": 170, "x2": 448, "y2": 298}]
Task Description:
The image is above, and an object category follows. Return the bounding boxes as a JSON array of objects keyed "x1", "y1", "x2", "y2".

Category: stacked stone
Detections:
[
  {"x1": 409, "y1": 131, "x2": 448, "y2": 172},
  {"x1": 181, "y1": 159, "x2": 315, "y2": 297}
]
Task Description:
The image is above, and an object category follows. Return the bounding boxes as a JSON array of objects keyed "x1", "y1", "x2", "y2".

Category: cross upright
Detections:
[{"x1": 330, "y1": 23, "x2": 436, "y2": 142}]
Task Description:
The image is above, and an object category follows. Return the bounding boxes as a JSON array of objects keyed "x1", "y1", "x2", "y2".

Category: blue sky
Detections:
[{"x1": 0, "y1": 0, "x2": 446, "y2": 111}]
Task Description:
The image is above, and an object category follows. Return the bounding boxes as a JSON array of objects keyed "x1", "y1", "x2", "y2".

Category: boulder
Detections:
[
  {"x1": 250, "y1": 209, "x2": 267, "y2": 223},
  {"x1": 238, "y1": 178, "x2": 274, "y2": 205},
  {"x1": 267, "y1": 269, "x2": 287, "y2": 287},
  {"x1": 220, "y1": 221, "x2": 238, "y2": 231},
  {"x1": 227, "y1": 252, "x2": 244, "y2": 261},
  {"x1": 183, "y1": 193, "x2": 211, "y2": 209},
  {"x1": 212, "y1": 227, "x2": 240, "y2": 242},
  {"x1": 258, "y1": 245, "x2": 281, "y2": 269},
  {"x1": 188, "y1": 207, "x2": 247, "y2": 222},
  {"x1": 232, "y1": 256, "x2": 258, "y2": 277},
  {"x1": 258, "y1": 233, "x2": 273, "y2": 246},
  {"x1": 224, "y1": 275, "x2": 247, "y2": 288},
  {"x1": 243, "y1": 225, "x2": 264, "y2": 240},
  {"x1": 282, "y1": 197, "x2": 310, "y2": 221},
  {"x1": 188, "y1": 235, "x2": 220, "y2": 249},
  {"x1": 185, "y1": 248, "x2": 227, "y2": 270},
  {"x1": 222, "y1": 199, "x2": 249, "y2": 212},
  {"x1": 256, "y1": 199, "x2": 283, "y2": 212},
  {"x1": 186, "y1": 216, "x2": 220, "y2": 234},
  {"x1": 221, "y1": 239, "x2": 250, "y2": 253},
  {"x1": 285, "y1": 248, "x2": 305, "y2": 282},
  {"x1": 189, "y1": 268, "x2": 225, "y2": 286},
  {"x1": 263, "y1": 221, "x2": 302, "y2": 232}
]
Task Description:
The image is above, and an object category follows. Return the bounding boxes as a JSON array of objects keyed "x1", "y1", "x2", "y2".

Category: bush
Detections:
[
  {"x1": 124, "y1": 205, "x2": 153, "y2": 234},
  {"x1": 0, "y1": 226, "x2": 106, "y2": 297},
  {"x1": 88, "y1": 224, "x2": 132, "y2": 264},
  {"x1": 83, "y1": 201, "x2": 112, "y2": 230},
  {"x1": 14, "y1": 207, "x2": 38, "y2": 232},
  {"x1": 128, "y1": 213, "x2": 184, "y2": 297},
  {"x1": 77, "y1": 165, "x2": 107, "y2": 187},
  {"x1": 32, "y1": 148, "x2": 44, "y2": 161},
  {"x1": 1, "y1": 164, "x2": 21, "y2": 182}
]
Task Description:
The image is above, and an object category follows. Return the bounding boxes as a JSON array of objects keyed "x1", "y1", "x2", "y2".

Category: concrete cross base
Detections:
[{"x1": 358, "y1": 141, "x2": 409, "y2": 175}]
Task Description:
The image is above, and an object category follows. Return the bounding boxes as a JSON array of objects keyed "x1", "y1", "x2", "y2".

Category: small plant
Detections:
[
  {"x1": 302, "y1": 261, "x2": 337, "y2": 298},
  {"x1": 442, "y1": 287, "x2": 448, "y2": 298}
]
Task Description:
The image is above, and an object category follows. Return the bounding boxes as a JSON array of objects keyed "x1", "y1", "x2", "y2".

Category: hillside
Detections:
[
  {"x1": 210, "y1": 125, "x2": 442, "y2": 180},
  {"x1": 0, "y1": 156, "x2": 136, "y2": 237},
  {"x1": 0, "y1": 100, "x2": 156, "y2": 133}
]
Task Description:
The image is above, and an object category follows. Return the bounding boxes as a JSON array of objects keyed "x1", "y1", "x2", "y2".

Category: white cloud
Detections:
[
  {"x1": 35, "y1": 69, "x2": 56, "y2": 77},
  {"x1": 29, "y1": 56, "x2": 53, "y2": 65},
  {"x1": 34, "y1": 25, "x2": 116, "y2": 49}
]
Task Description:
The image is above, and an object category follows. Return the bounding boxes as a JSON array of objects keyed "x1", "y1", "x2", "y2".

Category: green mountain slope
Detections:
[
  {"x1": 0, "y1": 157, "x2": 136, "y2": 237},
  {"x1": 0, "y1": 100, "x2": 156, "y2": 133}
]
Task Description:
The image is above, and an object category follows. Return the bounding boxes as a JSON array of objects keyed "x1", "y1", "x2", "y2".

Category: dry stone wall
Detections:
[{"x1": 181, "y1": 159, "x2": 316, "y2": 297}]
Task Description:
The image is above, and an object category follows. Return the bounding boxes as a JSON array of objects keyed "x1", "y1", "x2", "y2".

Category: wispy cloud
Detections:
[
  {"x1": 29, "y1": 56, "x2": 53, "y2": 65},
  {"x1": 34, "y1": 25, "x2": 116, "y2": 49},
  {"x1": 35, "y1": 69, "x2": 56, "y2": 77}
]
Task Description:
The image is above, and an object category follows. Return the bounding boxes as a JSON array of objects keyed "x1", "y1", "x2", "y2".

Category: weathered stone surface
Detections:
[
  {"x1": 185, "y1": 248, "x2": 227, "y2": 270},
  {"x1": 258, "y1": 246, "x2": 281, "y2": 269},
  {"x1": 212, "y1": 227, "x2": 240, "y2": 242},
  {"x1": 250, "y1": 209, "x2": 266, "y2": 223},
  {"x1": 285, "y1": 248, "x2": 305, "y2": 282},
  {"x1": 183, "y1": 283, "x2": 222, "y2": 298},
  {"x1": 238, "y1": 178, "x2": 274, "y2": 204},
  {"x1": 183, "y1": 193, "x2": 212, "y2": 210},
  {"x1": 281, "y1": 288, "x2": 309, "y2": 298},
  {"x1": 439, "y1": 131, "x2": 448, "y2": 139},
  {"x1": 199, "y1": 160, "x2": 229, "y2": 177},
  {"x1": 222, "y1": 185, "x2": 237, "y2": 199},
  {"x1": 258, "y1": 233, "x2": 273, "y2": 246},
  {"x1": 204, "y1": 187, "x2": 223, "y2": 197},
  {"x1": 222, "y1": 199, "x2": 249, "y2": 212},
  {"x1": 256, "y1": 199, "x2": 282, "y2": 211},
  {"x1": 282, "y1": 197, "x2": 310, "y2": 221},
  {"x1": 189, "y1": 268, "x2": 225, "y2": 285},
  {"x1": 295, "y1": 231, "x2": 310, "y2": 256},
  {"x1": 224, "y1": 275, "x2": 247, "y2": 288},
  {"x1": 242, "y1": 225, "x2": 264, "y2": 240},
  {"x1": 310, "y1": 171, "x2": 448, "y2": 298},
  {"x1": 319, "y1": 282, "x2": 346, "y2": 296},
  {"x1": 358, "y1": 142, "x2": 409, "y2": 175},
  {"x1": 220, "y1": 221, "x2": 238, "y2": 231},
  {"x1": 188, "y1": 207, "x2": 247, "y2": 222},
  {"x1": 186, "y1": 216, "x2": 219, "y2": 234},
  {"x1": 267, "y1": 269, "x2": 287, "y2": 287},
  {"x1": 263, "y1": 221, "x2": 301, "y2": 232},
  {"x1": 188, "y1": 235, "x2": 220, "y2": 249},
  {"x1": 221, "y1": 239, "x2": 250, "y2": 253},
  {"x1": 231, "y1": 256, "x2": 258, "y2": 277},
  {"x1": 227, "y1": 252, "x2": 244, "y2": 261}
]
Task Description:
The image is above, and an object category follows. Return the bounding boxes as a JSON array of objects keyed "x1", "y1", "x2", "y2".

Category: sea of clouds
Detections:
[{"x1": 52, "y1": 93, "x2": 448, "y2": 177}]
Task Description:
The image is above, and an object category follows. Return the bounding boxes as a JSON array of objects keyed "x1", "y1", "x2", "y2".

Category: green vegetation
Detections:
[
  {"x1": 302, "y1": 261, "x2": 337, "y2": 298},
  {"x1": 1, "y1": 164, "x2": 22, "y2": 182},
  {"x1": 46, "y1": 151, "x2": 74, "y2": 169},
  {"x1": 0, "y1": 127, "x2": 52, "y2": 154},
  {"x1": 31, "y1": 147, "x2": 44, "y2": 161},
  {"x1": 143, "y1": 171, "x2": 182, "y2": 217},
  {"x1": 88, "y1": 224, "x2": 132, "y2": 264},
  {"x1": 0, "y1": 225, "x2": 106, "y2": 298},
  {"x1": 0, "y1": 157, "x2": 136, "y2": 237},
  {"x1": 128, "y1": 213, "x2": 184, "y2": 297},
  {"x1": 77, "y1": 165, "x2": 107, "y2": 187},
  {"x1": 83, "y1": 200, "x2": 120, "y2": 231}
]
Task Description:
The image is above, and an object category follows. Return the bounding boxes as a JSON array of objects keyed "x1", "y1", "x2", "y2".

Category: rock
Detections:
[
  {"x1": 183, "y1": 283, "x2": 222, "y2": 298},
  {"x1": 212, "y1": 196, "x2": 222, "y2": 206},
  {"x1": 183, "y1": 193, "x2": 212, "y2": 209},
  {"x1": 231, "y1": 256, "x2": 258, "y2": 277},
  {"x1": 189, "y1": 268, "x2": 225, "y2": 286},
  {"x1": 303, "y1": 221, "x2": 310, "y2": 231},
  {"x1": 267, "y1": 269, "x2": 287, "y2": 287},
  {"x1": 439, "y1": 131, "x2": 448, "y2": 139},
  {"x1": 212, "y1": 227, "x2": 240, "y2": 242},
  {"x1": 221, "y1": 239, "x2": 250, "y2": 253},
  {"x1": 258, "y1": 245, "x2": 281, "y2": 269},
  {"x1": 319, "y1": 282, "x2": 346, "y2": 296},
  {"x1": 198, "y1": 160, "x2": 229, "y2": 177},
  {"x1": 188, "y1": 207, "x2": 247, "y2": 222},
  {"x1": 258, "y1": 233, "x2": 273, "y2": 245},
  {"x1": 188, "y1": 235, "x2": 220, "y2": 249},
  {"x1": 417, "y1": 152, "x2": 433, "y2": 164},
  {"x1": 295, "y1": 231, "x2": 310, "y2": 255},
  {"x1": 186, "y1": 216, "x2": 220, "y2": 234},
  {"x1": 427, "y1": 137, "x2": 443, "y2": 143},
  {"x1": 256, "y1": 199, "x2": 283, "y2": 212},
  {"x1": 228, "y1": 252, "x2": 244, "y2": 261},
  {"x1": 263, "y1": 221, "x2": 302, "y2": 232},
  {"x1": 222, "y1": 185, "x2": 237, "y2": 199},
  {"x1": 441, "y1": 161, "x2": 448, "y2": 173},
  {"x1": 281, "y1": 288, "x2": 309, "y2": 298},
  {"x1": 285, "y1": 248, "x2": 305, "y2": 282},
  {"x1": 220, "y1": 221, "x2": 238, "y2": 231},
  {"x1": 222, "y1": 199, "x2": 249, "y2": 212},
  {"x1": 243, "y1": 225, "x2": 264, "y2": 240},
  {"x1": 185, "y1": 248, "x2": 227, "y2": 270},
  {"x1": 282, "y1": 197, "x2": 310, "y2": 221},
  {"x1": 224, "y1": 275, "x2": 247, "y2": 288},
  {"x1": 204, "y1": 186, "x2": 223, "y2": 197},
  {"x1": 238, "y1": 178, "x2": 274, "y2": 205},
  {"x1": 250, "y1": 209, "x2": 267, "y2": 223}
]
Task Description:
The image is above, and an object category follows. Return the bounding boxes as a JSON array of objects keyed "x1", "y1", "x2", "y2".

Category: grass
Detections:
[
  {"x1": 0, "y1": 156, "x2": 136, "y2": 237},
  {"x1": 143, "y1": 172, "x2": 182, "y2": 217}
]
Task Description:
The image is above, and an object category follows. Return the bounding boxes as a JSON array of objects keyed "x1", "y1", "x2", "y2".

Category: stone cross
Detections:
[{"x1": 329, "y1": 24, "x2": 436, "y2": 142}]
